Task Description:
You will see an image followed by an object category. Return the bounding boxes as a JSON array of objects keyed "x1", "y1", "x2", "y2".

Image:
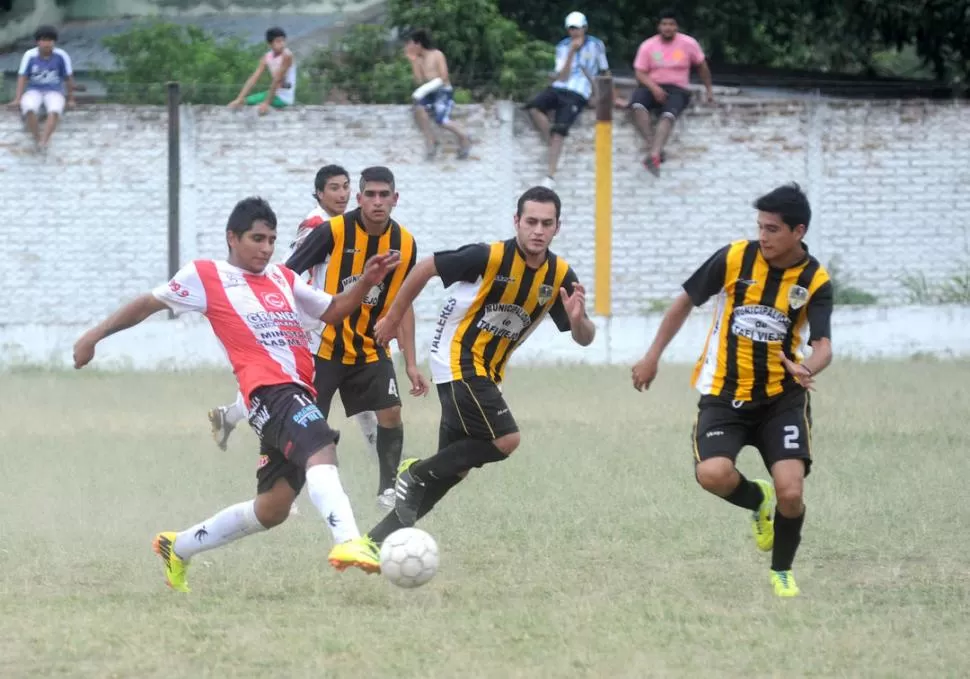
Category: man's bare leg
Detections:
[{"x1": 413, "y1": 105, "x2": 438, "y2": 159}]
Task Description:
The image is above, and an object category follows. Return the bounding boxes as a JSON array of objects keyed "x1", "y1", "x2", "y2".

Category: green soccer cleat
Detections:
[
  {"x1": 751, "y1": 479, "x2": 776, "y2": 552},
  {"x1": 152, "y1": 532, "x2": 190, "y2": 593}
]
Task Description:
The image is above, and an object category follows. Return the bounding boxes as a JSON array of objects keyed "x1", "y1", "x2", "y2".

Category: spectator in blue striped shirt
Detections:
[{"x1": 524, "y1": 11, "x2": 609, "y2": 188}]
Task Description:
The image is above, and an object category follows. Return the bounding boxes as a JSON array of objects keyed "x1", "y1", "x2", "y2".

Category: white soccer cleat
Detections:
[{"x1": 377, "y1": 488, "x2": 396, "y2": 511}]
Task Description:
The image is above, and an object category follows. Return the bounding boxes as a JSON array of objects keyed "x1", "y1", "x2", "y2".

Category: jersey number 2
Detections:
[{"x1": 783, "y1": 425, "x2": 800, "y2": 450}]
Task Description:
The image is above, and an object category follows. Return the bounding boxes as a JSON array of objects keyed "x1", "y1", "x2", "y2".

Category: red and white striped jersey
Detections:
[
  {"x1": 290, "y1": 206, "x2": 330, "y2": 288},
  {"x1": 152, "y1": 260, "x2": 334, "y2": 406}
]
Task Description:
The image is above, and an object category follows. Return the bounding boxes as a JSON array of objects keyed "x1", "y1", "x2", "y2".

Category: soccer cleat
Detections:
[
  {"x1": 771, "y1": 569, "x2": 800, "y2": 597},
  {"x1": 751, "y1": 478, "x2": 776, "y2": 552},
  {"x1": 207, "y1": 406, "x2": 236, "y2": 451},
  {"x1": 328, "y1": 535, "x2": 381, "y2": 574},
  {"x1": 152, "y1": 532, "x2": 190, "y2": 593},
  {"x1": 377, "y1": 488, "x2": 396, "y2": 511},
  {"x1": 393, "y1": 457, "x2": 426, "y2": 527}
]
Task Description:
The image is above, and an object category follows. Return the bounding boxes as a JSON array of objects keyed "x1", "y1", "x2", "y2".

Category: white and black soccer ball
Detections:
[{"x1": 379, "y1": 527, "x2": 439, "y2": 589}]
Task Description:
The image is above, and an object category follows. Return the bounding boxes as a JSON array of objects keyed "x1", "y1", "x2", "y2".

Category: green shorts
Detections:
[{"x1": 245, "y1": 91, "x2": 289, "y2": 108}]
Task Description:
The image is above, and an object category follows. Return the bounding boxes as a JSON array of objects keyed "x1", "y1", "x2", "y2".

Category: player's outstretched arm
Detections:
[
  {"x1": 397, "y1": 304, "x2": 430, "y2": 396},
  {"x1": 320, "y1": 251, "x2": 401, "y2": 325},
  {"x1": 374, "y1": 256, "x2": 438, "y2": 347},
  {"x1": 632, "y1": 291, "x2": 694, "y2": 391},
  {"x1": 73, "y1": 294, "x2": 168, "y2": 369}
]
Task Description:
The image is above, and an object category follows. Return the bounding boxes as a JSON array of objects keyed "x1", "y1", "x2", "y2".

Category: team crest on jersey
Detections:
[
  {"x1": 261, "y1": 292, "x2": 287, "y2": 310},
  {"x1": 788, "y1": 285, "x2": 809, "y2": 310},
  {"x1": 537, "y1": 284, "x2": 554, "y2": 305}
]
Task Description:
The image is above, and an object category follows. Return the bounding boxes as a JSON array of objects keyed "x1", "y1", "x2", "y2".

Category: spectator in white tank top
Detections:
[{"x1": 229, "y1": 27, "x2": 297, "y2": 115}]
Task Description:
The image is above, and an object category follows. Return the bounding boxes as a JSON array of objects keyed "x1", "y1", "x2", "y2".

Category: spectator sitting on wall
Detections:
[
  {"x1": 8, "y1": 25, "x2": 75, "y2": 152},
  {"x1": 523, "y1": 11, "x2": 609, "y2": 189},
  {"x1": 228, "y1": 27, "x2": 296, "y2": 115},
  {"x1": 629, "y1": 9, "x2": 714, "y2": 177},
  {"x1": 405, "y1": 29, "x2": 472, "y2": 161}
]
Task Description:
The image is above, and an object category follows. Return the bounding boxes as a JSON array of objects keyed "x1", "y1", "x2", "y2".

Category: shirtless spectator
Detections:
[{"x1": 405, "y1": 29, "x2": 471, "y2": 160}]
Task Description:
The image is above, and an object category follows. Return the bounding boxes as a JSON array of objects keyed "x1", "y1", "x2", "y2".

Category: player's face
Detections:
[
  {"x1": 37, "y1": 38, "x2": 55, "y2": 56},
  {"x1": 757, "y1": 211, "x2": 804, "y2": 264},
  {"x1": 229, "y1": 220, "x2": 276, "y2": 273},
  {"x1": 270, "y1": 37, "x2": 286, "y2": 54},
  {"x1": 659, "y1": 19, "x2": 678, "y2": 39},
  {"x1": 357, "y1": 181, "x2": 398, "y2": 225},
  {"x1": 514, "y1": 200, "x2": 560, "y2": 257},
  {"x1": 317, "y1": 175, "x2": 351, "y2": 216}
]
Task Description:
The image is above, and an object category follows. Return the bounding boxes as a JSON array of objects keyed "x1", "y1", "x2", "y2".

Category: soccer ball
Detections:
[{"x1": 379, "y1": 527, "x2": 439, "y2": 588}]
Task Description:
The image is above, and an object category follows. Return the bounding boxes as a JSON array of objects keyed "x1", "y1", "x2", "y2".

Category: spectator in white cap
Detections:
[{"x1": 523, "y1": 10, "x2": 609, "y2": 188}]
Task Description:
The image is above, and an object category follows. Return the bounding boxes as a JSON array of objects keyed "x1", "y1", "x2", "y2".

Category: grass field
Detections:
[{"x1": 1, "y1": 359, "x2": 969, "y2": 678}]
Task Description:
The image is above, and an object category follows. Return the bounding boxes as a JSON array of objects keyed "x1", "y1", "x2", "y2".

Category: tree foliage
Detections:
[
  {"x1": 497, "y1": 0, "x2": 970, "y2": 86},
  {"x1": 306, "y1": 0, "x2": 555, "y2": 104},
  {"x1": 101, "y1": 23, "x2": 264, "y2": 104}
]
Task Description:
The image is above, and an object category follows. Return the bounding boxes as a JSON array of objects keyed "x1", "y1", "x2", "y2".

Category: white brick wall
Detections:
[{"x1": 3, "y1": 98, "x2": 969, "y2": 329}]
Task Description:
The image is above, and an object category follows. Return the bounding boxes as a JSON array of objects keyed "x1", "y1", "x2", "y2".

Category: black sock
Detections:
[
  {"x1": 410, "y1": 439, "x2": 505, "y2": 482},
  {"x1": 771, "y1": 507, "x2": 805, "y2": 571},
  {"x1": 723, "y1": 474, "x2": 764, "y2": 511},
  {"x1": 368, "y1": 475, "x2": 463, "y2": 544},
  {"x1": 375, "y1": 425, "x2": 404, "y2": 493}
]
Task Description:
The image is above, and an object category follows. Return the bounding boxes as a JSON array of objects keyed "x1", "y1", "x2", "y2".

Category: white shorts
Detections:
[{"x1": 21, "y1": 89, "x2": 66, "y2": 116}]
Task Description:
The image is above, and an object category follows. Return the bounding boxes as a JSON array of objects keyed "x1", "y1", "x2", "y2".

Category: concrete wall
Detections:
[{"x1": 2, "y1": 98, "x2": 969, "y2": 366}]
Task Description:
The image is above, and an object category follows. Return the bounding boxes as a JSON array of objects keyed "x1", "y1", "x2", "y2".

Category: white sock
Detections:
[
  {"x1": 305, "y1": 464, "x2": 361, "y2": 544},
  {"x1": 172, "y1": 500, "x2": 266, "y2": 561},
  {"x1": 353, "y1": 411, "x2": 379, "y2": 457},
  {"x1": 224, "y1": 392, "x2": 248, "y2": 427}
]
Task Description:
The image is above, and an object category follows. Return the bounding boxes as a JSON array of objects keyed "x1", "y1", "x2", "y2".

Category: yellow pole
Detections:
[{"x1": 594, "y1": 75, "x2": 613, "y2": 317}]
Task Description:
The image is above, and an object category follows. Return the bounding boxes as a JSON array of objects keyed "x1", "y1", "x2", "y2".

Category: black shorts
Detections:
[
  {"x1": 248, "y1": 383, "x2": 340, "y2": 494},
  {"x1": 437, "y1": 377, "x2": 519, "y2": 445},
  {"x1": 630, "y1": 84, "x2": 692, "y2": 119},
  {"x1": 524, "y1": 87, "x2": 588, "y2": 136},
  {"x1": 691, "y1": 388, "x2": 813, "y2": 476},
  {"x1": 313, "y1": 356, "x2": 402, "y2": 418}
]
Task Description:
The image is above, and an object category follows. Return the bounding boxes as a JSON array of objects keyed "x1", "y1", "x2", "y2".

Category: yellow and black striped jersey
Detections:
[
  {"x1": 285, "y1": 208, "x2": 417, "y2": 365},
  {"x1": 429, "y1": 239, "x2": 578, "y2": 384},
  {"x1": 684, "y1": 239, "x2": 833, "y2": 402}
]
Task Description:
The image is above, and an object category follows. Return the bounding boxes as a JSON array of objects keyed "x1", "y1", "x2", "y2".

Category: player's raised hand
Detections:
[
  {"x1": 559, "y1": 282, "x2": 587, "y2": 323},
  {"x1": 73, "y1": 333, "x2": 97, "y2": 369},
  {"x1": 363, "y1": 251, "x2": 402, "y2": 285},
  {"x1": 778, "y1": 351, "x2": 815, "y2": 390},
  {"x1": 631, "y1": 354, "x2": 659, "y2": 392}
]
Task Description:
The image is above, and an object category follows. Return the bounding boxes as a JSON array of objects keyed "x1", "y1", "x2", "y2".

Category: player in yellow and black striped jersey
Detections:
[
  {"x1": 325, "y1": 186, "x2": 596, "y2": 570},
  {"x1": 631, "y1": 183, "x2": 833, "y2": 598},
  {"x1": 285, "y1": 166, "x2": 430, "y2": 510}
]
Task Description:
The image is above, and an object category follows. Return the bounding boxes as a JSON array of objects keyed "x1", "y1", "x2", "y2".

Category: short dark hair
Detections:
[
  {"x1": 226, "y1": 197, "x2": 278, "y2": 236},
  {"x1": 408, "y1": 28, "x2": 432, "y2": 49},
  {"x1": 315, "y1": 164, "x2": 350, "y2": 192},
  {"x1": 658, "y1": 8, "x2": 679, "y2": 22},
  {"x1": 753, "y1": 182, "x2": 812, "y2": 231},
  {"x1": 34, "y1": 25, "x2": 58, "y2": 41},
  {"x1": 265, "y1": 27, "x2": 286, "y2": 43},
  {"x1": 517, "y1": 186, "x2": 562, "y2": 221},
  {"x1": 359, "y1": 166, "x2": 395, "y2": 191}
]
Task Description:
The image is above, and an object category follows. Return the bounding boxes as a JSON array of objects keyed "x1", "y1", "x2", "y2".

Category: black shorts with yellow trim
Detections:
[
  {"x1": 437, "y1": 377, "x2": 518, "y2": 444},
  {"x1": 691, "y1": 387, "x2": 813, "y2": 476}
]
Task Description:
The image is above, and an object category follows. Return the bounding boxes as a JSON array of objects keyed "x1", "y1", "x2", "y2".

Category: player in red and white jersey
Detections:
[
  {"x1": 205, "y1": 165, "x2": 382, "y2": 480},
  {"x1": 73, "y1": 197, "x2": 399, "y2": 592}
]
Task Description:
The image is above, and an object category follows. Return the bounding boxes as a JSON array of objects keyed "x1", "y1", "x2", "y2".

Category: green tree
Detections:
[
  {"x1": 100, "y1": 22, "x2": 264, "y2": 105},
  {"x1": 306, "y1": 0, "x2": 555, "y2": 103}
]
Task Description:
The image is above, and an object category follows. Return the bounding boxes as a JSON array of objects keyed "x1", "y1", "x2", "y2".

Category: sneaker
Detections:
[
  {"x1": 770, "y1": 569, "x2": 800, "y2": 597},
  {"x1": 328, "y1": 535, "x2": 381, "y2": 574},
  {"x1": 393, "y1": 457, "x2": 426, "y2": 527},
  {"x1": 751, "y1": 479, "x2": 776, "y2": 552},
  {"x1": 207, "y1": 406, "x2": 236, "y2": 451},
  {"x1": 540, "y1": 175, "x2": 556, "y2": 189},
  {"x1": 152, "y1": 532, "x2": 190, "y2": 593},
  {"x1": 642, "y1": 153, "x2": 661, "y2": 177},
  {"x1": 377, "y1": 488, "x2": 396, "y2": 511}
]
